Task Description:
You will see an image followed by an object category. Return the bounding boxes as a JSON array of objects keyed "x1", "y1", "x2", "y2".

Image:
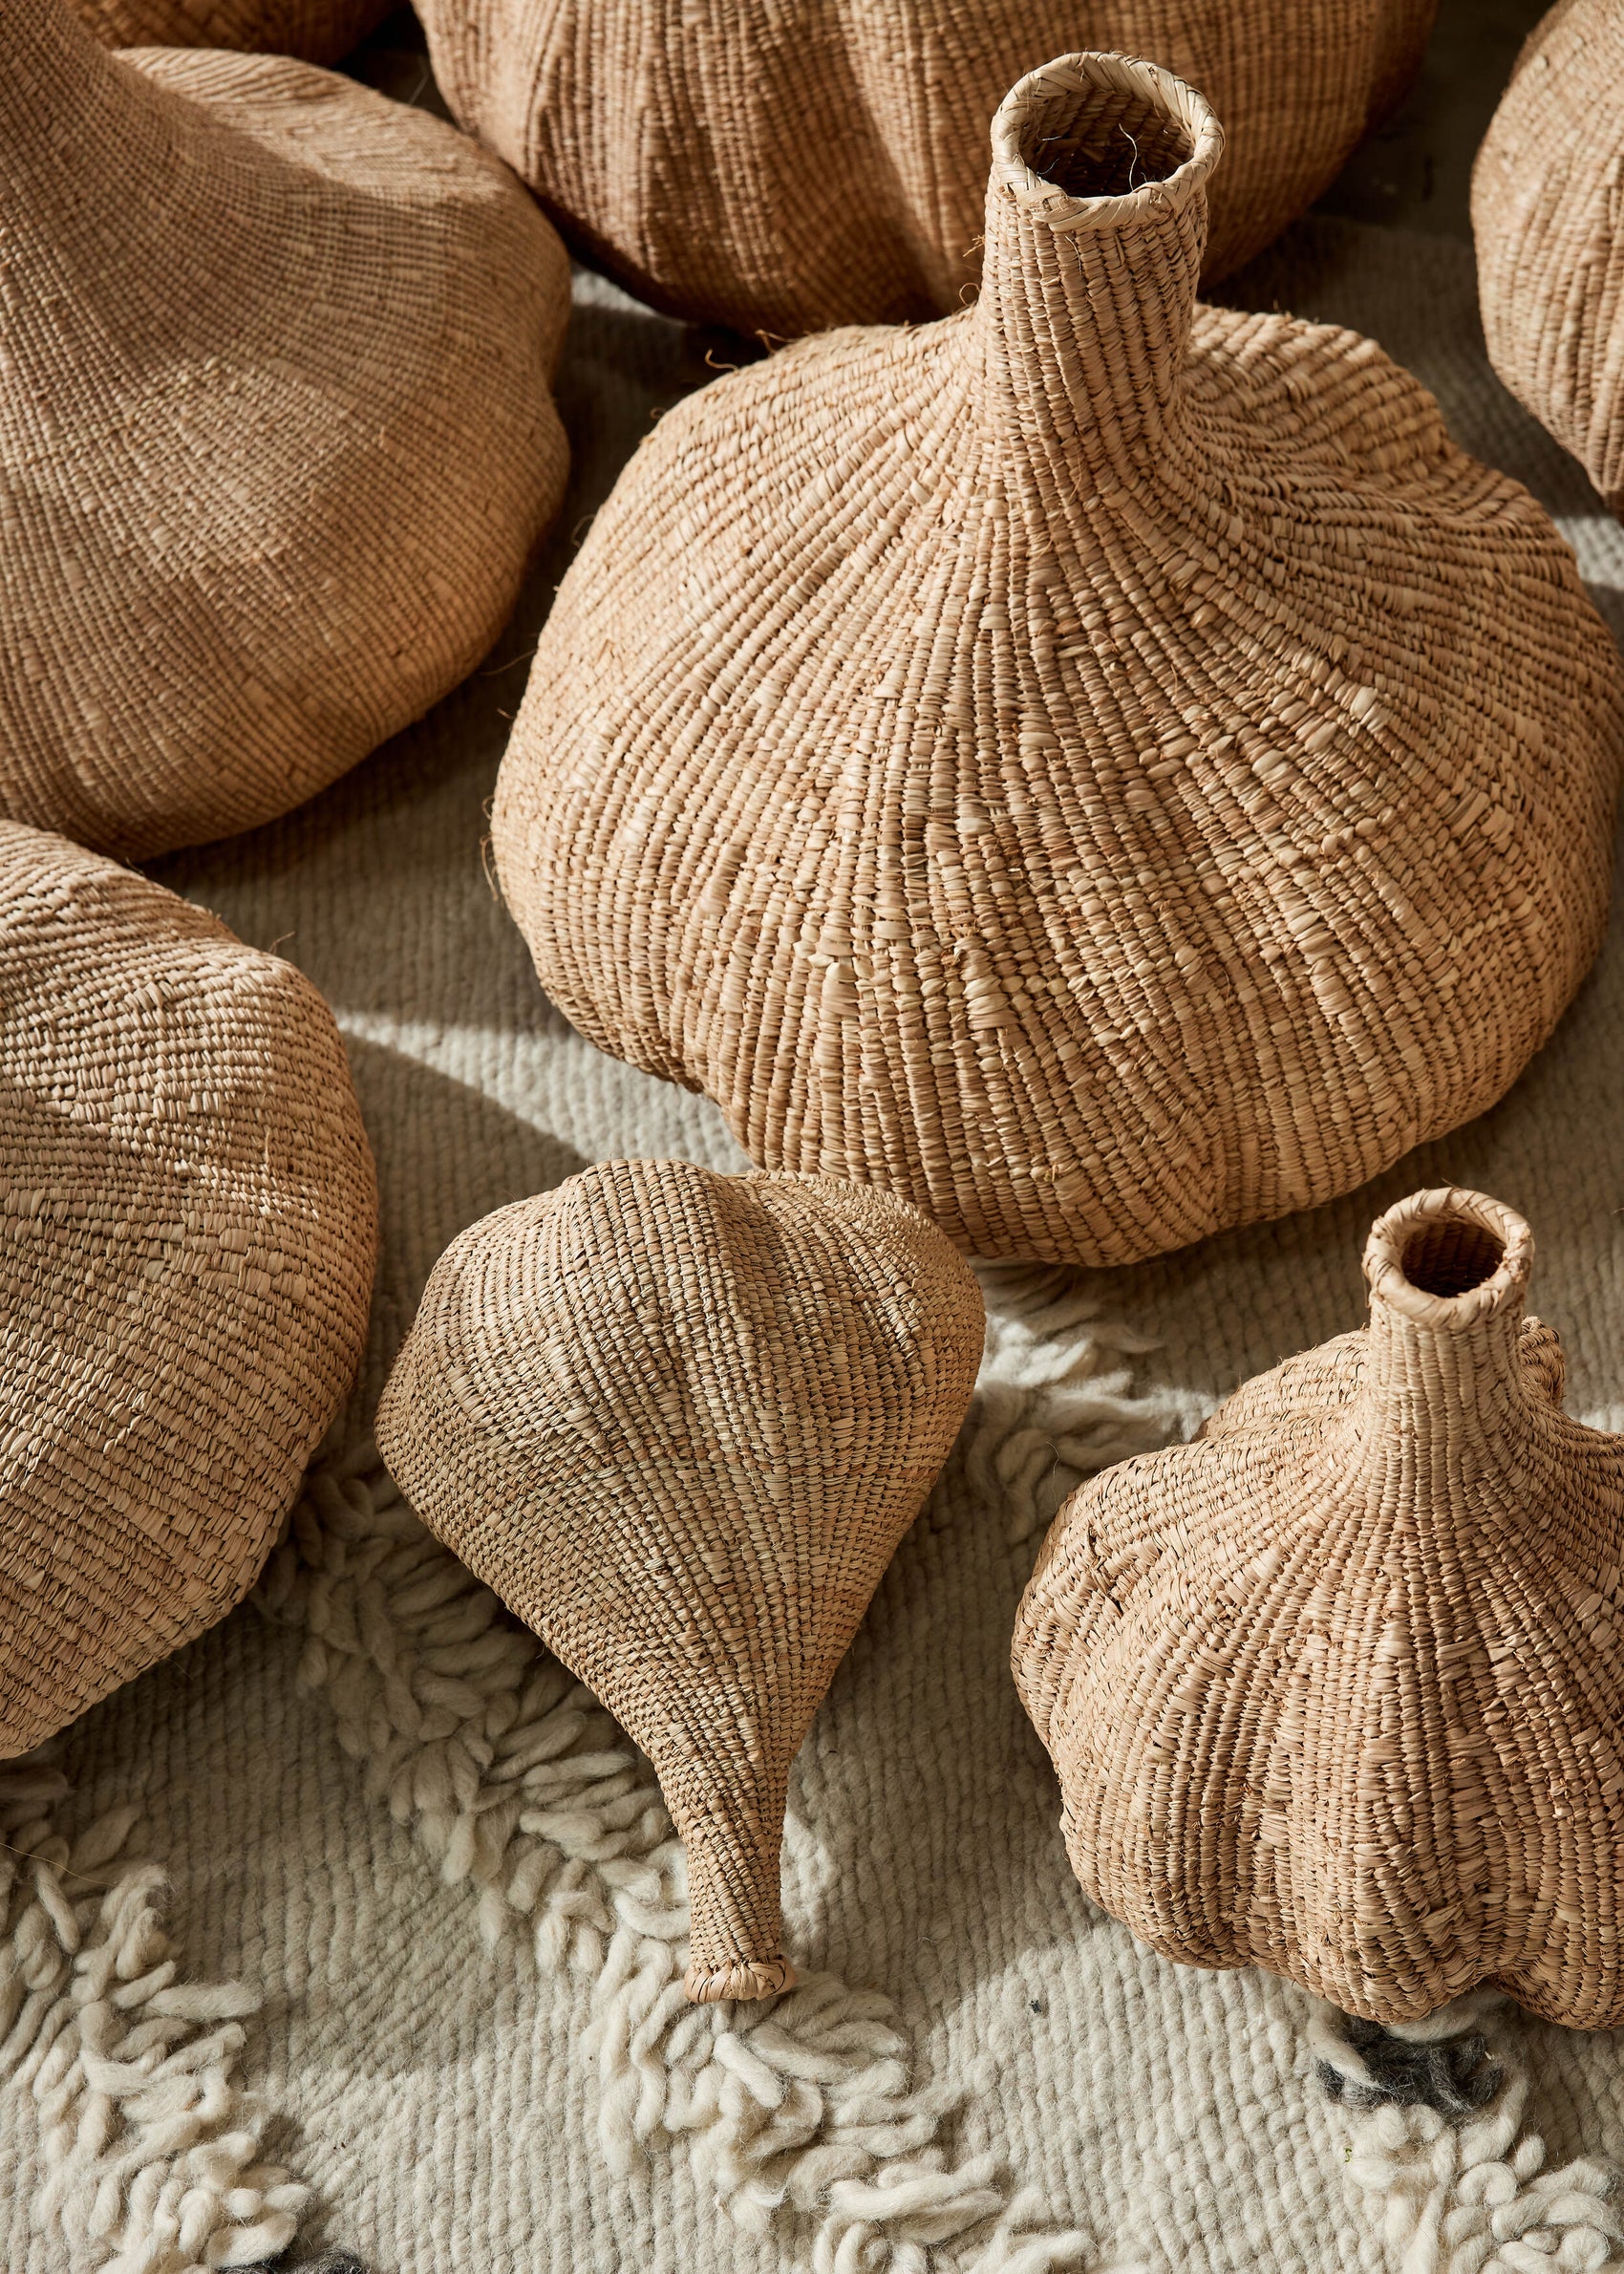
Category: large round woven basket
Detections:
[
  {"x1": 0, "y1": 822, "x2": 377, "y2": 1760},
  {"x1": 69, "y1": 0, "x2": 388, "y2": 62},
  {"x1": 494, "y1": 51, "x2": 1624, "y2": 1269},
  {"x1": 376, "y1": 1161, "x2": 984, "y2": 2002},
  {"x1": 0, "y1": 0, "x2": 570, "y2": 861},
  {"x1": 1013, "y1": 1186, "x2": 1624, "y2": 2029},
  {"x1": 1473, "y1": 0, "x2": 1624, "y2": 515},
  {"x1": 419, "y1": 0, "x2": 1436, "y2": 335}
]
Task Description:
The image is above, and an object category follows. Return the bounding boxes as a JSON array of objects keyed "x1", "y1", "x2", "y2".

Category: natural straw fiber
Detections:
[
  {"x1": 375, "y1": 1160, "x2": 984, "y2": 2002},
  {"x1": 1013, "y1": 1185, "x2": 1624, "y2": 2029},
  {"x1": 0, "y1": 821, "x2": 377, "y2": 1761},
  {"x1": 1473, "y1": 0, "x2": 1624, "y2": 515},
  {"x1": 420, "y1": 0, "x2": 1437, "y2": 333},
  {"x1": 0, "y1": 0, "x2": 570, "y2": 863},
  {"x1": 494, "y1": 52, "x2": 1624, "y2": 1271},
  {"x1": 69, "y1": 0, "x2": 388, "y2": 64}
]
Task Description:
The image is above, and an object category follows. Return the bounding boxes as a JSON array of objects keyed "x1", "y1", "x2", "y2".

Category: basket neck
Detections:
[
  {"x1": 1359, "y1": 1189, "x2": 1538, "y2": 1496},
  {"x1": 971, "y1": 54, "x2": 1220, "y2": 490}
]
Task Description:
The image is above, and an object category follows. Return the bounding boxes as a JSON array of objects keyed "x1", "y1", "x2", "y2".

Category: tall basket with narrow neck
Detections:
[
  {"x1": 496, "y1": 51, "x2": 1624, "y2": 1271},
  {"x1": 1013, "y1": 1185, "x2": 1624, "y2": 2027}
]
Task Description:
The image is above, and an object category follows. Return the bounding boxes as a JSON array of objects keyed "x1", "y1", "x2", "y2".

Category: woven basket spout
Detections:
[
  {"x1": 680, "y1": 1804, "x2": 796, "y2": 2005},
  {"x1": 975, "y1": 54, "x2": 1223, "y2": 482},
  {"x1": 1359, "y1": 1188, "x2": 1540, "y2": 1470}
]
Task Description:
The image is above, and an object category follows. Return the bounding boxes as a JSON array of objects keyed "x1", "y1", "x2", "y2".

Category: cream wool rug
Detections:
[{"x1": 6, "y1": 211, "x2": 1624, "y2": 2274}]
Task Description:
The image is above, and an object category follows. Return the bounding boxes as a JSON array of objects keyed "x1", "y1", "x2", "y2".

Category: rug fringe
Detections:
[
  {"x1": 1313, "y1": 1997, "x2": 1624, "y2": 2272},
  {"x1": 254, "y1": 1259, "x2": 1172, "y2": 2267},
  {"x1": 0, "y1": 1750, "x2": 306, "y2": 2273}
]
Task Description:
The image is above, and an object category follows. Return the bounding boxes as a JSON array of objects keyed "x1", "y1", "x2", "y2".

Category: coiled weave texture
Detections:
[
  {"x1": 1473, "y1": 0, "x2": 1624, "y2": 516},
  {"x1": 0, "y1": 822, "x2": 377, "y2": 1759},
  {"x1": 421, "y1": 0, "x2": 1437, "y2": 334},
  {"x1": 495, "y1": 51, "x2": 1624, "y2": 1269},
  {"x1": 376, "y1": 1161, "x2": 984, "y2": 2003},
  {"x1": 0, "y1": 0, "x2": 570, "y2": 861},
  {"x1": 68, "y1": 0, "x2": 389, "y2": 64},
  {"x1": 1013, "y1": 1187, "x2": 1624, "y2": 2028}
]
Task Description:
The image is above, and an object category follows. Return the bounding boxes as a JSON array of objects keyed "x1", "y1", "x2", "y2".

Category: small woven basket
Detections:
[
  {"x1": 377, "y1": 1162, "x2": 985, "y2": 2001},
  {"x1": 1014, "y1": 1186, "x2": 1624, "y2": 2028}
]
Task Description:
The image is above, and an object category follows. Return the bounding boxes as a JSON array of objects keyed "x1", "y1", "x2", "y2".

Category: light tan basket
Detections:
[
  {"x1": 0, "y1": 822, "x2": 377, "y2": 1759},
  {"x1": 0, "y1": 0, "x2": 570, "y2": 861},
  {"x1": 1013, "y1": 1186, "x2": 1624, "y2": 2028},
  {"x1": 1473, "y1": 0, "x2": 1624, "y2": 515},
  {"x1": 421, "y1": 0, "x2": 1435, "y2": 336},
  {"x1": 494, "y1": 51, "x2": 1624, "y2": 1270},
  {"x1": 376, "y1": 1162, "x2": 984, "y2": 2002},
  {"x1": 70, "y1": 0, "x2": 387, "y2": 62}
]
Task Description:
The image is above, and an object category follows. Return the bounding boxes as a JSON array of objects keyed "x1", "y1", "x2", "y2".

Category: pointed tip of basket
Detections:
[{"x1": 683, "y1": 1956, "x2": 797, "y2": 2005}]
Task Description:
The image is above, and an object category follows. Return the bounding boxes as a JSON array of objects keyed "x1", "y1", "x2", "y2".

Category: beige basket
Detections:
[
  {"x1": 0, "y1": 0, "x2": 570, "y2": 861},
  {"x1": 420, "y1": 0, "x2": 1435, "y2": 334},
  {"x1": 70, "y1": 0, "x2": 387, "y2": 62},
  {"x1": 376, "y1": 1162, "x2": 984, "y2": 2001},
  {"x1": 1013, "y1": 1186, "x2": 1624, "y2": 2028},
  {"x1": 1473, "y1": 0, "x2": 1624, "y2": 515},
  {"x1": 0, "y1": 822, "x2": 377, "y2": 1759},
  {"x1": 495, "y1": 51, "x2": 1624, "y2": 1270}
]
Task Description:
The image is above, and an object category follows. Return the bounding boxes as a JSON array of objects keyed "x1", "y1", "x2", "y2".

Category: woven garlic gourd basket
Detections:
[
  {"x1": 0, "y1": 823, "x2": 377, "y2": 1760},
  {"x1": 494, "y1": 51, "x2": 1624, "y2": 1270},
  {"x1": 1474, "y1": 0, "x2": 1624, "y2": 515},
  {"x1": 0, "y1": 0, "x2": 570, "y2": 862},
  {"x1": 1013, "y1": 1187, "x2": 1624, "y2": 2028},
  {"x1": 70, "y1": 0, "x2": 387, "y2": 63},
  {"x1": 420, "y1": 0, "x2": 1435, "y2": 335},
  {"x1": 376, "y1": 1162, "x2": 984, "y2": 2002}
]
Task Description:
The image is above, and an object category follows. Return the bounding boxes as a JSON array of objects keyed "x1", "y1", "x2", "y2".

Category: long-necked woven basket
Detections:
[
  {"x1": 419, "y1": 0, "x2": 1436, "y2": 333},
  {"x1": 494, "y1": 52, "x2": 1624, "y2": 1270},
  {"x1": 0, "y1": 0, "x2": 570, "y2": 862},
  {"x1": 1013, "y1": 1187, "x2": 1624, "y2": 2029},
  {"x1": 1473, "y1": 0, "x2": 1624, "y2": 515},
  {"x1": 70, "y1": 0, "x2": 387, "y2": 62},
  {"x1": 376, "y1": 1161, "x2": 985, "y2": 2002},
  {"x1": 0, "y1": 822, "x2": 377, "y2": 1760}
]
